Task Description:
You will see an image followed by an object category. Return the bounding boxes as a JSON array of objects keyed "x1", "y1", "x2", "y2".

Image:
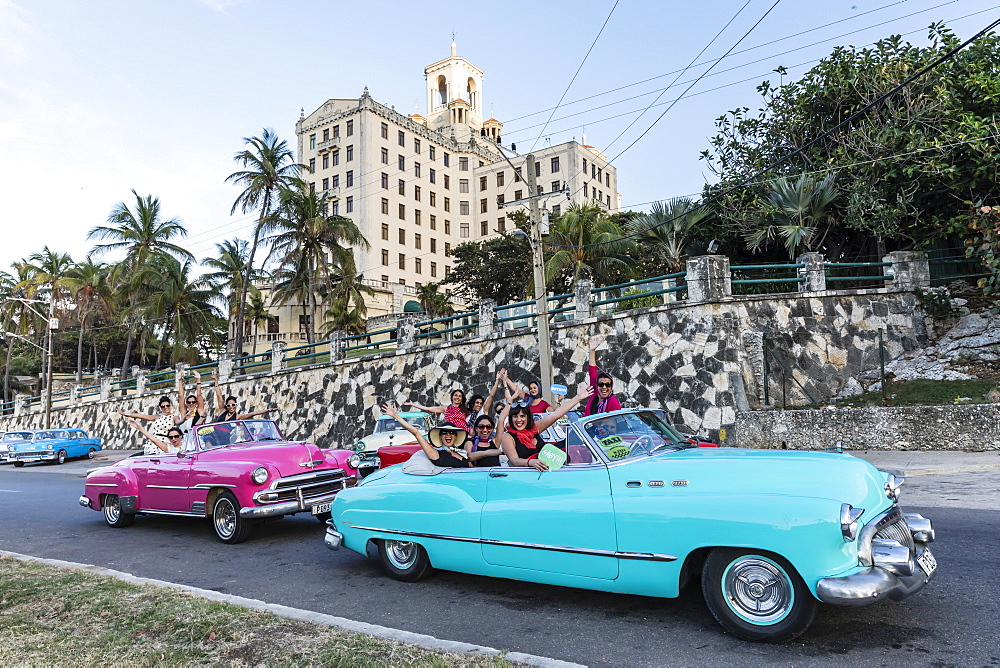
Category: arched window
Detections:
[
  {"x1": 466, "y1": 77, "x2": 477, "y2": 110},
  {"x1": 437, "y1": 75, "x2": 447, "y2": 107}
]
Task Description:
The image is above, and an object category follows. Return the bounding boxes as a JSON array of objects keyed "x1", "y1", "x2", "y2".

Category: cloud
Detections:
[{"x1": 0, "y1": 0, "x2": 36, "y2": 62}]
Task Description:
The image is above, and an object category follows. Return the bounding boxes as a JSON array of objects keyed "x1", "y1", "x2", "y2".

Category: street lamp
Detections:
[{"x1": 3, "y1": 296, "x2": 56, "y2": 428}]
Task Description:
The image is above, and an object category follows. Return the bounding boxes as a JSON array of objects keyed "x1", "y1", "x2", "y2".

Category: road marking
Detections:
[
  {"x1": 0, "y1": 550, "x2": 583, "y2": 668},
  {"x1": 0, "y1": 489, "x2": 22, "y2": 493}
]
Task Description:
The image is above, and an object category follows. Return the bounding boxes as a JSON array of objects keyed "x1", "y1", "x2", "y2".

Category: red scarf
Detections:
[{"x1": 508, "y1": 426, "x2": 540, "y2": 451}]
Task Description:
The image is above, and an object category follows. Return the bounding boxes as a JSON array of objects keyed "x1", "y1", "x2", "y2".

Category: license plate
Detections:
[
  {"x1": 916, "y1": 547, "x2": 937, "y2": 575},
  {"x1": 311, "y1": 502, "x2": 332, "y2": 515},
  {"x1": 19, "y1": 457, "x2": 42, "y2": 462}
]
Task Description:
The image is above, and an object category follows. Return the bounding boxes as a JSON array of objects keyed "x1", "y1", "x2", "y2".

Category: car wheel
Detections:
[
  {"x1": 87, "y1": 448, "x2": 97, "y2": 459},
  {"x1": 701, "y1": 548, "x2": 817, "y2": 643},
  {"x1": 102, "y1": 494, "x2": 135, "y2": 528},
  {"x1": 378, "y1": 539, "x2": 434, "y2": 582},
  {"x1": 57, "y1": 449, "x2": 67, "y2": 464},
  {"x1": 13, "y1": 461, "x2": 24, "y2": 468},
  {"x1": 212, "y1": 491, "x2": 253, "y2": 544}
]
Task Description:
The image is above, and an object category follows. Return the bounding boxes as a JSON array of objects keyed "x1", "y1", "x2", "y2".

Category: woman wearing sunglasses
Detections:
[
  {"x1": 117, "y1": 395, "x2": 179, "y2": 440},
  {"x1": 124, "y1": 418, "x2": 184, "y2": 455},
  {"x1": 211, "y1": 370, "x2": 277, "y2": 422},
  {"x1": 382, "y1": 401, "x2": 470, "y2": 468},
  {"x1": 465, "y1": 403, "x2": 511, "y2": 467},
  {"x1": 176, "y1": 369, "x2": 207, "y2": 435},
  {"x1": 501, "y1": 383, "x2": 594, "y2": 472},
  {"x1": 585, "y1": 335, "x2": 622, "y2": 416}
]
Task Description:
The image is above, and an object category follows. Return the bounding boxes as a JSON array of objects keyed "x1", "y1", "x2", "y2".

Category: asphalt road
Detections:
[{"x1": 1, "y1": 457, "x2": 997, "y2": 667}]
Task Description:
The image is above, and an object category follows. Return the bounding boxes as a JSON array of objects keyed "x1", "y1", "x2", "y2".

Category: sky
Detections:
[{"x1": 1, "y1": 0, "x2": 996, "y2": 274}]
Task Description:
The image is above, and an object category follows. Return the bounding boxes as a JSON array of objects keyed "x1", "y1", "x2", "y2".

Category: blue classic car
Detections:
[
  {"x1": 324, "y1": 409, "x2": 937, "y2": 642},
  {"x1": 7, "y1": 428, "x2": 102, "y2": 466}
]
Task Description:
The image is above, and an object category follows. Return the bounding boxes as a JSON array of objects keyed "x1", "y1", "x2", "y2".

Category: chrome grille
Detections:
[
  {"x1": 271, "y1": 469, "x2": 347, "y2": 503},
  {"x1": 875, "y1": 515, "x2": 915, "y2": 552},
  {"x1": 859, "y1": 507, "x2": 915, "y2": 566}
]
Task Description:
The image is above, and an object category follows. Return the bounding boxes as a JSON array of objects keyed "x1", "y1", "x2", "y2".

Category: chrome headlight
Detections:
[
  {"x1": 251, "y1": 467, "x2": 269, "y2": 485},
  {"x1": 348, "y1": 454, "x2": 361, "y2": 469},
  {"x1": 885, "y1": 474, "x2": 904, "y2": 502},
  {"x1": 840, "y1": 503, "x2": 865, "y2": 541}
]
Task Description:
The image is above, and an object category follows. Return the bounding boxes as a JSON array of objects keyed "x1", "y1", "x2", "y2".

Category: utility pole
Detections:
[
  {"x1": 524, "y1": 154, "x2": 554, "y2": 394},
  {"x1": 43, "y1": 297, "x2": 57, "y2": 429}
]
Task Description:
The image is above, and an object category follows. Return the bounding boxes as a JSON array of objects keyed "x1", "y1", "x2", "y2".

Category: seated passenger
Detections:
[
  {"x1": 501, "y1": 384, "x2": 594, "y2": 472},
  {"x1": 466, "y1": 404, "x2": 511, "y2": 468},
  {"x1": 382, "y1": 401, "x2": 470, "y2": 468},
  {"x1": 125, "y1": 419, "x2": 183, "y2": 455}
]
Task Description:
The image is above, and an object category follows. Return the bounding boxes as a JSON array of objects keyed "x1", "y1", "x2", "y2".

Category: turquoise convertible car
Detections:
[{"x1": 325, "y1": 409, "x2": 937, "y2": 642}]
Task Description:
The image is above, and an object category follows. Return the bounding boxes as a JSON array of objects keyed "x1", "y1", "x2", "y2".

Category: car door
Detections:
[
  {"x1": 135, "y1": 452, "x2": 194, "y2": 512},
  {"x1": 481, "y1": 451, "x2": 618, "y2": 580}
]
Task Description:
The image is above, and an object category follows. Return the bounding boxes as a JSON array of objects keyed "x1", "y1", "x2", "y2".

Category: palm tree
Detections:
[
  {"x1": 265, "y1": 180, "x2": 369, "y2": 343},
  {"x1": 63, "y1": 259, "x2": 112, "y2": 383},
  {"x1": 627, "y1": 198, "x2": 714, "y2": 272},
  {"x1": 544, "y1": 203, "x2": 633, "y2": 289},
  {"x1": 226, "y1": 128, "x2": 299, "y2": 354},
  {"x1": 245, "y1": 287, "x2": 276, "y2": 357},
  {"x1": 3, "y1": 262, "x2": 41, "y2": 405},
  {"x1": 202, "y1": 239, "x2": 254, "y2": 341},
  {"x1": 146, "y1": 255, "x2": 220, "y2": 365},
  {"x1": 20, "y1": 247, "x2": 74, "y2": 407},
  {"x1": 87, "y1": 190, "x2": 191, "y2": 373},
  {"x1": 746, "y1": 173, "x2": 839, "y2": 257},
  {"x1": 322, "y1": 271, "x2": 376, "y2": 336},
  {"x1": 415, "y1": 282, "x2": 454, "y2": 318}
]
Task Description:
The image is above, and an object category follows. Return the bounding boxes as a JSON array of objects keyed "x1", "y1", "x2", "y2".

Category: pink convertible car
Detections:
[{"x1": 79, "y1": 420, "x2": 357, "y2": 543}]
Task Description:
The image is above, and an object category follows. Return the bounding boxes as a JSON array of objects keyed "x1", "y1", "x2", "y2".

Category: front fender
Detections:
[{"x1": 83, "y1": 465, "x2": 140, "y2": 510}]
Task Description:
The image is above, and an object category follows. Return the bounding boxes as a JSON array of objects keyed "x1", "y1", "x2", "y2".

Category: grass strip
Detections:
[{"x1": 0, "y1": 557, "x2": 513, "y2": 667}]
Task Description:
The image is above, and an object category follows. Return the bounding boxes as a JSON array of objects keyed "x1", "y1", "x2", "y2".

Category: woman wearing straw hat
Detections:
[{"x1": 382, "y1": 401, "x2": 471, "y2": 468}]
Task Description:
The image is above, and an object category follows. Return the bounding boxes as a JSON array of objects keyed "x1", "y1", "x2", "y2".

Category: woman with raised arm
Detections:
[
  {"x1": 405, "y1": 388, "x2": 471, "y2": 431},
  {"x1": 124, "y1": 417, "x2": 184, "y2": 455},
  {"x1": 465, "y1": 399, "x2": 511, "y2": 467},
  {"x1": 211, "y1": 369, "x2": 278, "y2": 422},
  {"x1": 382, "y1": 401, "x2": 470, "y2": 468},
  {"x1": 499, "y1": 368, "x2": 550, "y2": 414},
  {"x1": 584, "y1": 335, "x2": 622, "y2": 416},
  {"x1": 467, "y1": 370, "x2": 503, "y2": 423},
  {"x1": 117, "y1": 395, "x2": 180, "y2": 440},
  {"x1": 501, "y1": 383, "x2": 594, "y2": 472},
  {"x1": 176, "y1": 370, "x2": 207, "y2": 435}
]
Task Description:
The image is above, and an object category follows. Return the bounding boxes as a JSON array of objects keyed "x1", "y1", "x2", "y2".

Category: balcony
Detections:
[
  {"x1": 321, "y1": 187, "x2": 340, "y2": 199},
  {"x1": 317, "y1": 137, "x2": 341, "y2": 153}
]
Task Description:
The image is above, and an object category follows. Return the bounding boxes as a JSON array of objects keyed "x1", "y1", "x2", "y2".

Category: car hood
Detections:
[
  {"x1": 631, "y1": 447, "x2": 891, "y2": 509},
  {"x1": 196, "y1": 441, "x2": 341, "y2": 477},
  {"x1": 355, "y1": 432, "x2": 418, "y2": 454},
  {"x1": 16, "y1": 441, "x2": 59, "y2": 451}
]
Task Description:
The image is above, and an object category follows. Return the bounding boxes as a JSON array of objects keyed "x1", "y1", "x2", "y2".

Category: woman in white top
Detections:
[
  {"x1": 125, "y1": 418, "x2": 184, "y2": 455},
  {"x1": 118, "y1": 395, "x2": 180, "y2": 439}
]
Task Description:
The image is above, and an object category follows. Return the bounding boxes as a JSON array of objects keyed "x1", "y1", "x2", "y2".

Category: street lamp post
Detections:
[{"x1": 43, "y1": 298, "x2": 57, "y2": 429}]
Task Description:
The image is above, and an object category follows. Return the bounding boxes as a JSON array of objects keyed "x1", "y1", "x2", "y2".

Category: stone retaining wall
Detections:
[{"x1": 733, "y1": 404, "x2": 1000, "y2": 450}]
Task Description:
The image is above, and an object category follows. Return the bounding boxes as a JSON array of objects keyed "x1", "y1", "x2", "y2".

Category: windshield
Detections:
[
  {"x1": 35, "y1": 431, "x2": 60, "y2": 440},
  {"x1": 191, "y1": 420, "x2": 283, "y2": 451},
  {"x1": 583, "y1": 411, "x2": 693, "y2": 461},
  {"x1": 375, "y1": 417, "x2": 429, "y2": 434},
  {"x1": 3, "y1": 432, "x2": 33, "y2": 442}
]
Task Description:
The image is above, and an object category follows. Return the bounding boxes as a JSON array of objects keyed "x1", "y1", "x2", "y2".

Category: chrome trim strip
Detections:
[
  {"x1": 350, "y1": 525, "x2": 677, "y2": 562},
  {"x1": 147, "y1": 485, "x2": 189, "y2": 490},
  {"x1": 86, "y1": 483, "x2": 118, "y2": 487},
  {"x1": 190, "y1": 483, "x2": 236, "y2": 489},
  {"x1": 136, "y1": 508, "x2": 205, "y2": 517}
]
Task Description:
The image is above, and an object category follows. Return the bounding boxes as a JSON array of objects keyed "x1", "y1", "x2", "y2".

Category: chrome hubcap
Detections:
[
  {"x1": 385, "y1": 540, "x2": 417, "y2": 569},
  {"x1": 723, "y1": 556, "x2": 792, "y2": 625},
  {"x1": 215, "y1": 499, "x2": 236, "y2": 538},
  {"x1": 105, "y1": 497, "x2": 120, "y2": 523}
]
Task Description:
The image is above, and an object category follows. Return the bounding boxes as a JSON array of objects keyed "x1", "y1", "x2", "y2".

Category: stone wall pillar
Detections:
[
  {"x1": 136, "y1": 368, "x2": 150, "y2": 396},
  {"x1": 100, "y1": 374, "x2": 113, "y2": 402},
  {"x1": 218, "y1": 358, "x2": 233, "y2": 382},
  {"x1": 797, "y1": 252, "x2": 826, "y2": 292},
  {"x1": 271, "y1": 341, "x2": 287, "y2": 373},
  {"x1": 477, "y1": 300, "x2": 496, "y2": 337},
  {"x1": 686, "y1": 255, "x2": 732, "y2": 302},
  {"x1": 574, "y1": 279, "x2": 593, "y2": 320},
  {"x1": 70, "y1": 384, "x2": 80, "y2": 406},
  {"x1": 328, "y1": 331, "x2": 344, "y2": 361},
  {"x1": 14, "y1": 394, "x2": 25, "y2": 416},
  {"x1": 884, "y1": 251, "x2": 931, "y2": 290},
  {"x1": 397, "y1": 316, "x2": 416, "y2": 351},
  {"x1": 174, "y1": 363, "x2": 188, "y2": 397}
]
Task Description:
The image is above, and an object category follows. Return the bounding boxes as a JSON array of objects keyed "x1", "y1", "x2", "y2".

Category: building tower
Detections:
[{"x1": 424, "y1": 41, "x2": 484, "y2": 142}]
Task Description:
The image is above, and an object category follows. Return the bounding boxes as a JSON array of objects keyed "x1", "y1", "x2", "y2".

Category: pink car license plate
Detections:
[{"x1": 311, "y1": 502, "x2": 332, "y2": 515}]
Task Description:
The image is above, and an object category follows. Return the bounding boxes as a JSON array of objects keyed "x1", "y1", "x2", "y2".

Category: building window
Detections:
[
  {"x1": 497, "y1": 217, "x2": 506, "y2": 232},
  {"x1": 480, "y1": 176, "x2": 487, "y2": 191},
  {"x1": 414, "y1": 162, "x2": 421, "y2": 177},
  {"x1": 381, "y1": 173, "x2": 389, "y2": 188},
  {"x1": 429, "y1": 191, "x2": 436, "y2": 206},
  {"x1": 552, "y1": 204, "x2": 561, "y2": 216},
  {"x1": 430, "y1": 261, "x2": 437, "y2": 277},
  {"x1": 346, "y1": 196, "x2": 353, "y2": 213},
  {"x1": 430, "y1": 238, "x2": 437, "y2": 253},
  {"x1": 381, "y1": 274, "x2": 389, "y2": 284},
  {"x1": 460, "y1": 201, "x2": 470, "y2": 216},
  {"x1": 398, "y1": 130, "x2": 405, "y2": 146},
  {"x1": 381, "y1": 223, "x2": 389, "y2": 240},
  {"x1": 414, "y1": 138, "x2": 420, "y2": 153},
  {"x1": 309, "y1": 181, "x2": 315, "y2": 192},
  {"x1": 346, "y1": 120, "x2": 354, "y2": 136},
  {"x1": 299, "y1": 314, "x2": 312, "y2": 333},
  {"x1": 583, "y1": 158, "x2": 588, "y2": 173},
  {"x1": 607, "y1": 194, "x2": 612, "y2": 207},
  {"x1": 398, "y1": 253, "x2": 405, "y2": 270},
  {"x1": 592, "y1": 164, "x2": 597, "y2": 178},
  {"x1": 381, "y1": 147, "x2": 388, "y2": 164},
  {"x1": 333, "y1": 175, "x2": 340, "y2": 187},
  {"x1": 398, "y1": 203, "x2": 405, "y2": 220},
  {"x1": 480, "y1": 198, "x2": 488, "y2": 214},
  {"x1": 459, "y1": 157, "x2": 469, "y2": 171},
  {"x1": 444, "y1": 174, "x2": 450, "y2": 189},
  {"x1": 308, "y1": 158, "x2": 316, "y2": 173},
  {"x1": 597, "y1": 167, "x2": 602, "y2": 181},
  {"x1": 346, "y1": 171, "x2": 353, "y2": 187},
  {"x1": 398, "y1": 229, "x2": 405, "y2": 244},
  {"x1": 322, "y1": 177, "x2": 329, "y2": 190},
  {"x1": 381, "y1": 122, "x2": 388, "y2": 139},
  {"x1": 535, "y1": 161, "x2": 541, "y2": 177},
  {"x1": 444, "y1": 197, "x2": 451, "y2": 212},
  {"x1": 497, "y1": 171, "x2": 505, "y2": 187},
  {"x1": 382, "y1": 249, "x2": 389, "y2": 265},
  {"x1": 414, "y1": 233, "x2": 422, "y2": 249},
  {"x1": 398, "y1": 155, "x2": 405, "y2": 171},
  {"x1": 514, "y1": 189, "x2": 523, "y2": 201},
  {"x1": 551, "y1": 156, "x2": 560, "y2": 173},
  {"x1": 322, "y1": 154, "x2": 329, "y2": 169},
  {"x1": 459, "y1": 179, "x2": 469, "y2": 193},
  {"x1": 399, "y1": 278, "x2": 406, "y2": 285},
  {"x1": 429, "y1": 146, "x2": 436, "y2": 160},
  {"x1": 429, "y1": 168, "x2": 436, "y2": 183},
  {"x1": 398, "y1": 179, "x2": 405, "y2": 195},
  {"x1": 537, "y1": 185, "x2": 543, "y2": 195},
  {"x1": 430, "y1": 214, "x2": 437, "y2": 230},
  {"x1": 347, "y1": 145, "x2": 353, "y2": 161},
  {"x1": 443, "y1": 152, "x2": 450, "y2": 167},
  {"x1": 551, "y1": 180, "x2": 560, "y2": 193},
  {"x1": 514, "y1": 167, "x2": 522, "y2": 182},
  {"x1": 333, "y1": 150, "x2": 340, "y2": 166},
  {"x1": 445, "y1": 241, "x2": 451, "y2": 255},
  {"x1": 414, "y1": 185, "x2": 421, "y2": 201},
  {"x1": 480, "y1": 220, "x2": 488, "y2": 236},
  {"x1": 309, "y1": 134, "x2": 316, "y2": 149},
  {"x1": 497, "y1": 193, "x2": 505, "y2": 207},
  {"x1": 460, "y1": 222, "x2": 470, "y2": 237},
  {"x1": 445, "y1": 265, "x2": 451, "y2": 279},
  {"x1": 333, "y1": 125, "x2": 340, "y2": 138},
  {"x1": 332, "y1": 200, "x2": 339, "y2": 215},
  {"x1": 415, "y1": 209, "x2": 421, "y2": 225},
  {"x1": 415, "y1": 258, "x2": 422, "y2": 274},
  {"x1": 322, "y1": 128, "x2": 329, "y2": 141},
  {"x1": 381, "y1": 197, "x2": 389, "y2": 214},
  {"x1": 445, "y1": 220, "x2": 451, "y2": 235}
]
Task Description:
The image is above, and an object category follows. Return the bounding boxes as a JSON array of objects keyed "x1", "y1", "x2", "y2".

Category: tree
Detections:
[
  {"x1": 746, "y1": 173, "x2": 839, "y2": 258},
  {"x1": 245, "y1": 287, "x2": 276, "y2": 357},
  {"x1": 322, "y1": 272, "x2": 375, "y2": 336},
  {"x1": 146, "y1": 255, "x2": 220, "y2": 365},
  {"x1": 544, "y1": 203, "x2": 633, "y2": 290},
  {"x1": 701, "y1": 23, "x2": 1000, "y2": 260},
  {"x1": 627, "y1": 198, "x2": 714, "y2": 272},
  {"x1": 63, "y1": 259, "x2": 112, "y2": 383},
  {"x1": 226, "y1": 128, "x2": 299, "y2": 354},
  {"x1": 415, "y1": 282, "x2": 454, "y2": 318},
  {"x1": 444, "y1": 233, "x2": 533, "y2": 305}
]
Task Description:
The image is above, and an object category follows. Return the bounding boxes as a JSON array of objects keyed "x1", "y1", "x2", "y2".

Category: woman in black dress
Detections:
[{"x1": 382, "y1": 401, "x2": 470, "y2": 468}]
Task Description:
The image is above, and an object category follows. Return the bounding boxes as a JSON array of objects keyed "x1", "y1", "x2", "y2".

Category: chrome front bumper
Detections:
[
  {"x1": 79, "y1": 495, "x2": 91, "y2": 508},
  {"x1": 239, "y1": 490, "x2": 340, "y2": 519},
  {"x1": 817, "y1": 543, "x2": 937, "y2": 606},
  {"x1": 324, "y1": 520, "x2": 343, "y2": 551}
]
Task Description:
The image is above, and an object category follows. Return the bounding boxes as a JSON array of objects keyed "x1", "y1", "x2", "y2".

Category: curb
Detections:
[{"x1": 0, "y1": 550, "x2": 584, "y2": 668}]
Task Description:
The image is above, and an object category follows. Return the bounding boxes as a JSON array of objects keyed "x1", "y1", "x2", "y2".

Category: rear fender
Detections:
[{"x1": 84, "y1": 466, "x2": 139, "y2": 509}]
